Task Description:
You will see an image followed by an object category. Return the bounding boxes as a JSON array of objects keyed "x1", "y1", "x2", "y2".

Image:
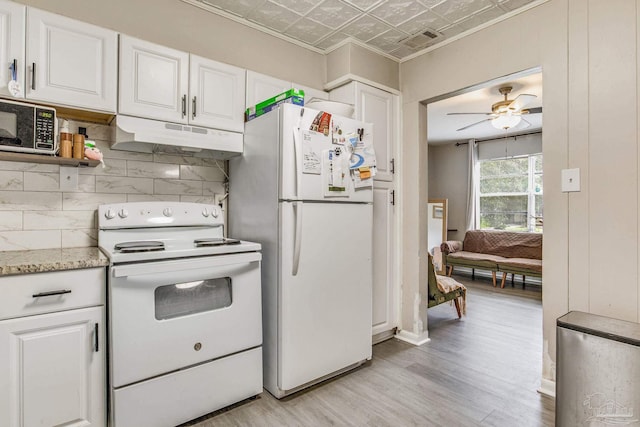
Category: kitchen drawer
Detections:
[{"x1": 0, "y1": 267, "x2": 105, "y2": 320}]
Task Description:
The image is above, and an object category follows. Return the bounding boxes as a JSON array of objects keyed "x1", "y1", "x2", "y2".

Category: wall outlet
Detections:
[
  {"x1": 561, "y1": 168, "x2": 580, "y2": 192},
  {"x1": 214, "y1": 193, "x2": 226, "y2": 208},
  {"x1": 59, "y1": 166, "x2": 78, "y2": 191}
]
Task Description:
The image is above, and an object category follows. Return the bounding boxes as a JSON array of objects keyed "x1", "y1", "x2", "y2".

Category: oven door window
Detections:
[{"x1": 154, "y1": 278, "x2": 232, "y2": 320}]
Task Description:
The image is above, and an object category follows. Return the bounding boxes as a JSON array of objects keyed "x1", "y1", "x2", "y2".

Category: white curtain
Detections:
[{"x1": 466, "y1": 139, "x2": 479, "y2": 231}]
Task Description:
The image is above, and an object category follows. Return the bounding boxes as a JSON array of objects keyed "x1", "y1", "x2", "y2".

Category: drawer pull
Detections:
[
  {"x1": 32, "y1": 289, "x2": 72, "y2": 298},
  {"x1": 94, "y1": 323, "x2": 99, "y2": 352}
]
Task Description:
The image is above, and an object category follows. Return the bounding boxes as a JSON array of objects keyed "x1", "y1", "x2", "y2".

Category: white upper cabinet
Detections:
[
  {"x1": 246, "y1": 70, "x2": 290, "y2": 108},
  {"x1": 120, "y1": 35, "x2": 245, "y2": 132},
  {"x1": 0, "y1": 1, "x2": 25, "y2": 99},
  {"x1": 119, "y1": 35, "x2": 189, "y2": 123},
  {"x1": 189, "y1": 54, "x2": 245, "y2": 132},
  {"x1": 330, "y1": 82, "x2": 397, "y2": 182},
  {"x1": 26, "y1": 7, "x2": 117, "y2": 112}
]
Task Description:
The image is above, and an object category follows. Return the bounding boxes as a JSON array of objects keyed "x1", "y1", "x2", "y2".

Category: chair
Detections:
[{"x1": 427, "y1": 253, "x2": 466, "y2": 319}]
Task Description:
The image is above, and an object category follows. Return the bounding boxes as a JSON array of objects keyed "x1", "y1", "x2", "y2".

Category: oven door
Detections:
[{"x1": 109, "y1": 252, "x2": 262, "y2": 388}]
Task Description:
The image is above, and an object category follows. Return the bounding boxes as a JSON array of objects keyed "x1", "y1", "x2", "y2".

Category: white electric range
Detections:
[{"x1": 98, "y1": 201, "x2": 262, "y2": 427}]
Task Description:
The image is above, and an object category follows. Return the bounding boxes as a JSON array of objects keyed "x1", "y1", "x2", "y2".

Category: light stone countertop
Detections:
[{"x1": 0, "y1": 247, "x2": 109, "y2": 276}]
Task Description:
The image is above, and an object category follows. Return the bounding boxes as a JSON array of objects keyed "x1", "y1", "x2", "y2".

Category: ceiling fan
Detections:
[{"x1": 448, "y1": 86, "x2": 542, "y2": 131}]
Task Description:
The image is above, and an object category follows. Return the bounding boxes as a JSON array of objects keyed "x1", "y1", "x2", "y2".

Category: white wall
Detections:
[
  {"x1": 326, "y1": 42, "x2": 400, "y2": 91},
  {"x1": 14, "y1": 0, "x2": 326, "y2": 90},
  {"x1": 428, "y1": 143, "x2": 468, "y2": 242}
]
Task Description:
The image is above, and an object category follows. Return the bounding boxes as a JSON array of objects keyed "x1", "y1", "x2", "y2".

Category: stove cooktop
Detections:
[{"x1": 98, "y1": 202, "x2": 261, "y2": 264}]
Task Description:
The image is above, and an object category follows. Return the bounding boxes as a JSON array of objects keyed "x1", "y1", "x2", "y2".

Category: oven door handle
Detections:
[
  {"x1": 292, "y1": 201, "x2": 302, "y2": 276},
  {"x1": 111, "y1": 252, "x2": 261, "y2": 278}
]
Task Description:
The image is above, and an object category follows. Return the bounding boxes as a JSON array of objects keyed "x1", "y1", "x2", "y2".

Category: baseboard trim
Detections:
[
  {"x1": 538, "y1": 378, "x2": 556, "y2": 398},
  {"x1": 394, "y1": 330, "x2": 430, "y2": 346}
]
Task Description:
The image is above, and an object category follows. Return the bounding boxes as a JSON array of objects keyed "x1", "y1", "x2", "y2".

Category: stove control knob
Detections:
[
  {"x1": 118, "y1": 209, "x2": 128, "y2": 219},
  {"x1": 105, "y1": 209, "x2": 116, "y2": 220},
  {"x1": 202, "y1": 208, "x2": 209, "y2": 217},
  {"x1": 163, "y1": 207, "x2": 173, "y2": 217},
  {"x1": 211, "y1": 207, "x2": 219, "y2": 218}
]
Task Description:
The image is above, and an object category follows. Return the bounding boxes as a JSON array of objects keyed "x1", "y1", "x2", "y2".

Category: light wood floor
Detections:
[{"x1": 185, "y1": 273, "x2": 555, "y2": 426}]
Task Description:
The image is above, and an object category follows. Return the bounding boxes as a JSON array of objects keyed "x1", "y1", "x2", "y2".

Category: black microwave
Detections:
[{"x1": 0, "y1": 99, "x2": 56, "y2": 155}]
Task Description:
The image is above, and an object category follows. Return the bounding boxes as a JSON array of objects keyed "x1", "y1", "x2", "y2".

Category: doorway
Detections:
[{"x1": 424, "y1": 67, "x2": 544, "y2": 383}]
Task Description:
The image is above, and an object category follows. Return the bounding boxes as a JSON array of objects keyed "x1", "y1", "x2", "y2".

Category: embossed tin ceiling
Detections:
[{"x1": 183, "y1": 0, "x2": 540, "y2": 60}]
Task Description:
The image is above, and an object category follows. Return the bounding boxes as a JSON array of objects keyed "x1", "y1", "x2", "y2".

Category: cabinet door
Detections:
[
  {"x1": 119, "y1": 35, "x2": 189, "y2": 123},
  {"x1": 0, "y1": 306, "x2": 105, "y2": 427},
  {"x1": 355, "y1": 83, "x2": 396, "y2": 182},
  {"x1": 26, "y1": 8, "x2": 116, "y2": 112},
  {"x1": 372, "y1": 181, "x2": 397, "y2": 338},
  {"x1": 0, "y1": 1, "x2": 25, "y2": 99},
  {"x1": 189, "y1": 54, "x2": 245, "y2": 132},
  {"x1": 246, "y1": 70, "x2": 290, "y2": 108}
]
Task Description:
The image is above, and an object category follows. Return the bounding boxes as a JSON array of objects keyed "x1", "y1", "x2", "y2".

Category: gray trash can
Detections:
[{"x1": 556, "y1": 311, "x2": 640, "y2": 426}]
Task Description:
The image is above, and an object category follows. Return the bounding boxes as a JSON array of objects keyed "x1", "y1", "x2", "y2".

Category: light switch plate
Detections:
[
  {"x1": 561, "y1": 168, "x2": 580, "y2": 192},
  {"x1": 60, "y1": 166, "x2": 78, "y2": 191}
]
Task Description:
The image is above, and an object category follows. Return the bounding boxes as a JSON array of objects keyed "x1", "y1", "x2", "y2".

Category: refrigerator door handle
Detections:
[
  {"x1": 292, "y1": 129, "x2": 302, "y2": 199},
  {"x1": 292, "y1": 201, "x2": 303, "y2": 276}
]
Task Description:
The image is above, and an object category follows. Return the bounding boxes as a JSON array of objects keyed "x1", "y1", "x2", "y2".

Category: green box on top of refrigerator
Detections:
[{"x1": 245, "y1": 88, "x2": 305, "y2": 121}]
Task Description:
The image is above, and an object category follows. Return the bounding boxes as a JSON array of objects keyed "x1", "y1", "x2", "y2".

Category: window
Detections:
[{"x1": 478, "y1": 154, "x2": 542, "y2": 232}]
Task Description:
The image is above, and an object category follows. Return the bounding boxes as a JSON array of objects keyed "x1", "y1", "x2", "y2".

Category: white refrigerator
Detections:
[{"x1": 229, "y1": 103, "x2": 374, "y2": 398}]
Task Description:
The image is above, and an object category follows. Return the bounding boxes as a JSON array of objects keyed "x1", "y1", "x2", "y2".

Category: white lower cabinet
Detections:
[{"x1": 0, "y1": 268, "x2": 106, "y2": 427}]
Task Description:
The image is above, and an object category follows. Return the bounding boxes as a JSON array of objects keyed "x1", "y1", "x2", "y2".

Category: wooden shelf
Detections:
[{"x1": 0, "y1": 151, "x2": 100, "y2": 167}]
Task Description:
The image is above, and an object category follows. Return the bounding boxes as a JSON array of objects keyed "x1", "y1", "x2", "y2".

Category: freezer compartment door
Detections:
[
  {"x1": 278, "y1": 201, "x2": 373, "y2": 392},
  {"x1": 280, "y1": 104, "x2": 373, "y2": 203}
]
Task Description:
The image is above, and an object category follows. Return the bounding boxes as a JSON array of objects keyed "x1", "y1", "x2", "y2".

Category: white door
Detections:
[
  {"x1": 0, "y1": 306, "x2": 105, "y2": 427},
  {"x1": 118, "y1": 35, "x2": 189, "y2": 123},
  {"x1": 372, "y1": 181, "x2": 397, "y2": 338},
  {"x1": 246, "y1": 70, "x2": 290, "y2": 108},
  {"x1": 189, "y1": 54, "x2": 245, "y2": 132},
  {"x1": 355, "y1": 83, "x2": 397, "y2": 182},
  {"x1": 279, "y1": 201, "x2": 372, "y2": 392},
  {"x1": 26, "y1": 8, "x2": 116, "y2": 112},
  {"x1": 0, "y1": 1, "x2": 25, "y2": 99}
]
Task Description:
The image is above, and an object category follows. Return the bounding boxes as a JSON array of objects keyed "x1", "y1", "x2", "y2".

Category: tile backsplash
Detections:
[{"x1": 0, "y1": 119, "x2": 227, "y2": 251}]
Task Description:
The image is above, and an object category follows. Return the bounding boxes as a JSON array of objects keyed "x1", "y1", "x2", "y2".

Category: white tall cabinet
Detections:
[
  {"x1": 330, "y1": 81, "x2": 399, "y2": 340},
  {"x1": 119, "y1": 35, "x2": 245, "y2": 132},
  {"x1": 0, "y1": 267, "x2": 106, "y2": 427}
]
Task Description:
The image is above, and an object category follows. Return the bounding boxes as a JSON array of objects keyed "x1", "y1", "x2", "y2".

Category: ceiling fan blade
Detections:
[
  {"x1": 523, "y1": 106, "x2": 542, "y2": 114},
  {"x1": 508, "y1": 94, "x2": 537, "y2": 111},
  {"x1": 457, "y1": 118, "x2": 493, "y2": 131},
  {"x1": 447, "y1": 112, "x2": 493, "y2": 115},
  {"x1": 520, "y1": 117, "x2": 532, "y2": 128}
]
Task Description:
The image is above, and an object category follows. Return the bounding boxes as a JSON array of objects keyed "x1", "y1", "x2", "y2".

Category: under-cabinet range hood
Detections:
[{"x1": 111, "y1": 115, "x2": 243, "y2": 159}]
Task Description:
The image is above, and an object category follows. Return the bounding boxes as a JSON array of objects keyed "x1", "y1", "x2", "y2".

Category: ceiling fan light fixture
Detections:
[{"x1": 491, "y1": 114, "x2": 521, "y2": 130}]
